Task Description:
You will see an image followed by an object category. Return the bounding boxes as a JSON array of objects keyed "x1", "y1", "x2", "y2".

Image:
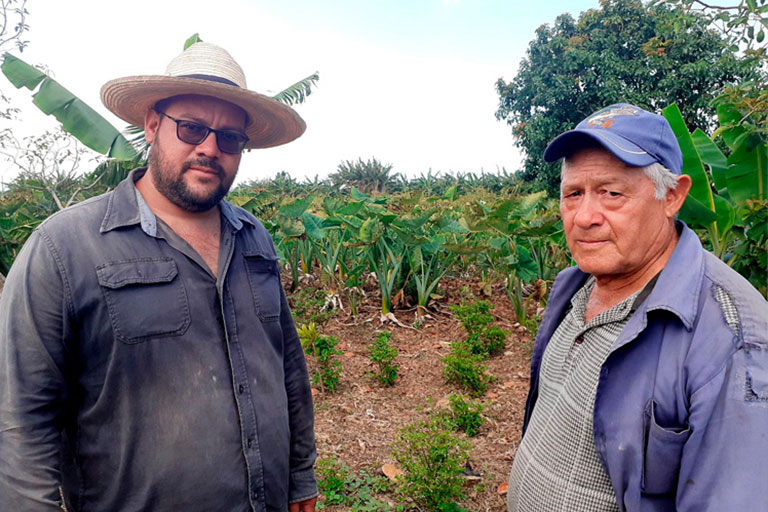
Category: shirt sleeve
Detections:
[
  {"x1": 279, "y1": 284, "x2": 319, "y2": 503},
  {"x1": 677, "y1": 336, "x2": 768, "y2": 510},
  {"x1": 0, "y1": 228, "x2": 72, "y2": 510}
]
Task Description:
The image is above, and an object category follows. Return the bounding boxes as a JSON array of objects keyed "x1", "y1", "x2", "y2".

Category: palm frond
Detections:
[{"x1": 272, "y1": 72, "x2": 320, "y2": 106}]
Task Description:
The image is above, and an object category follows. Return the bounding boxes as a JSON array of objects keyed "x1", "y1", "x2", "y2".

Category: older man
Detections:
[
  {"x1": 0, "y1": 42, "x2": 317, "y2": 511},
  {"x1": 507, "y1": 104, "x2": 768, "y2": 511}
]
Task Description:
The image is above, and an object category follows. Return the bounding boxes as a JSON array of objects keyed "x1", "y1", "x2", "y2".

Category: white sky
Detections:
[{"x1": 0, "y1": 0, "x2": 599, "y2": 185}]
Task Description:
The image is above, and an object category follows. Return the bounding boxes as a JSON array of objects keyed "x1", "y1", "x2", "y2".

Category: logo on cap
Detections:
[{"x1": 586, "y1": 105, "x2": 640, "y2": 129}]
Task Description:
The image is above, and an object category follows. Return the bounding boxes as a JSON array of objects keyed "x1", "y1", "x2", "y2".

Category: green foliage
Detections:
[
  {"x1": 391, "y1": 415, "x2": 471, "y2": 511},
  {"x1": 447, "y1": 393, "x2": 485, "y2": 437},
  {"x1": 330, "y1": 157, "x2": 396, "y2": 195},
  {"x1": 450, "y1": 300, "x2": 493, "y2": 335},
  {"x1": 272, "y1": 72, "x2": 320, "y2": 106},
  {"x1": 442, "y1": 342, "x2": 491, "y2": 396},
  {"x1": 290, "y1": 288, "x2": 332, "y2": 326},
  {"x1": 495, "y1": 0, "x2": 761, "y2": 195},
  {"x1": 1, "y1": 53, "x2": 138, "y2": 159},
  {"x1": 663, "y1": 103, "x2": 767, "y2": 297},
  {"x1": 297, "y1": 323, "x2": 341, "y2": 392},
  {"x1": 450, "y1": 301, "x2": 508, "y2": 357},
  {"x1": 316, "y1": 456, "x2": 395, "y2": 511},
  {"x1": 369, "y1": 331, "x2": 399, "y2": 387}
]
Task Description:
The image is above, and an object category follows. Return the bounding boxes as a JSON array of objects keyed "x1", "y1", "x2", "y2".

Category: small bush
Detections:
[
  {"x1": 447, "y1": 393, "x2": 485, "y2": 437},
  {"x1": 298, "y1": 323, "x2": 342, "y2": 392},
  {"x1": 369, "y1": 331, "x2": 398, "y2": 386},
  {"x1": 391, "y1": 415, "x2": 471, "y2": 511},
  {"x1": 472, "y1": 325, "x2": 508, "y2": 357},
  {"x1": 316, "y1": 456, "x2": 349, "y2": 506},
  {"x1": 441, "y1": 342, "x2": 491, "y2": 396},
  {"x1": 291, "y1": 288, "x2": 333, "y2": 326},
  {"x1": 450, "y1": 300, "x2": 494, "y2": 336},
  {"x1": 316, "y1": 456, "x2": 395, "y2": 510}
]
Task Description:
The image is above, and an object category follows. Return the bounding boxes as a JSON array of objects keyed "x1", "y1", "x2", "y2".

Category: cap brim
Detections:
[
  {"x1": 544, "y1": 129, "x2": 656, "y2": 167},
  {"x1": 101, "y1": 76, "x2": 306, "y2": 149}
]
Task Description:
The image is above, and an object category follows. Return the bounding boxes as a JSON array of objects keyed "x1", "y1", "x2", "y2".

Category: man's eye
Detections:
[
  {"x1": 220, "y1": 131, "x2": 243, "y2": 143},
  {"x1": 180, "y1": 122, "x2": 206, "y2": 135}
]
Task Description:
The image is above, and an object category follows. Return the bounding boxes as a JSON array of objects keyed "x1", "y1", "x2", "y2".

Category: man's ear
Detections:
[
  {"x1": 144, "y1": 108, "x2": 161, "y2": 145},
  {"x1": 665, "y1": 174, "x2": 692, "y2": 218}
]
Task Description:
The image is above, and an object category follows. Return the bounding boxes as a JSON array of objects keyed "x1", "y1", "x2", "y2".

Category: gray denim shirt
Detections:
[{"x1": 0, "y1": 169, "x2": 317, "y2": 512}]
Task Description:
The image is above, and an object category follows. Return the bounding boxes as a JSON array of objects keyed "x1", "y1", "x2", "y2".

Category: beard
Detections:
[{"x1": 148, "y1": 139, "x2": 234, "y2": 213}]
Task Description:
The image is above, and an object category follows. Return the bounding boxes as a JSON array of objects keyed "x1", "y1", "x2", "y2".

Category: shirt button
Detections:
[
  {"x1": 238, "y1": 384, "x2": 245, "y2": 394},
  {"x1": 252, "y1": 490, "x2": 258, "y2": 500},
  {"x1": 247, "y1": 437, "x2": 253, "y2": 448}
]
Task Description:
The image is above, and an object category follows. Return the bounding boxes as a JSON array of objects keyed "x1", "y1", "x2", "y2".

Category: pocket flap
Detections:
[{"x1": 97, "y1": 259, "x2": 179, "y2": 289}]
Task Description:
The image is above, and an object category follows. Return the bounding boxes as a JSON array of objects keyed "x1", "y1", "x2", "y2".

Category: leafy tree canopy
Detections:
[{"x1": 495, "y1": 0, "x2": 763, "y2": 195}]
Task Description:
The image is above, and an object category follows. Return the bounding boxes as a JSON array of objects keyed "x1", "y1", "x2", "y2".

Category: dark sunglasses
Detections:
[{"x1": 156, "y1": 110, "x2": 249, "y2": 154}]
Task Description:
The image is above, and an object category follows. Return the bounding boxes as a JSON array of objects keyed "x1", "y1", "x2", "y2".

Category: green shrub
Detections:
[
  {"x1": 465, "y1": 325, "x2": 507, "y2": 358},
  {"x1": 450, "y1": 300, "x2": 494, "y2": 336},
  {"x1": 316, "y1": 456, "x2": 395, "y2": 511},
  {"x1": 369, "y1": 331, "x2": 398, "y2": 386},
  {"x1": 316, "y1": 456, "x2": 350, "y2": 506},
  {"x1": 291, "y1": 288, "x2": 333, "y2": 326},
  {"x1": 391, "y1": 416, "x2": 471, "y2": 511},
  {"x1": 441, "y1": 342, "x2": 491, "y2": 396},
  {"x1": 447, "y1": 393, "x2": 485, "y2": 437},
  {"x1": 298, "y1": 323, "x2": 342, "y2": 392}
]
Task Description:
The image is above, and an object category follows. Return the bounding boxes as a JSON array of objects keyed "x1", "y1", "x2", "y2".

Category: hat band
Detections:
[{"x1": 179, "y1": 74, "x2": 240, "y2": 87}]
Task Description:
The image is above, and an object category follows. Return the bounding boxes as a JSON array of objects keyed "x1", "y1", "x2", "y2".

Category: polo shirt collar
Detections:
[{"x1": 100, "y1": 167, "x2": 257, "y2": 235}]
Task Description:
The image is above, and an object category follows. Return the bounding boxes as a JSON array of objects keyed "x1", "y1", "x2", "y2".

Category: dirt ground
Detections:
[{"x1": 287, "y1": 272, "x2": 536, "y2": 511}]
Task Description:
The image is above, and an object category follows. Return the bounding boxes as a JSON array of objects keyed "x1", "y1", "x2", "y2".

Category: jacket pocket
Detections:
[
  {"x1": 96, "y1": 258, "x2": 190, "y2": 344},
  {"x1": 243, "y1": 255, "x2": 282, "y2": 322},
  {"x1": 642, "y1": 399, "x2": 690, "y2": 495}
]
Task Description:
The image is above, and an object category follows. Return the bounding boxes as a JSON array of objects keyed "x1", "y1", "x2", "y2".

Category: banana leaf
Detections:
[
  {"x1": 1, "y1": 53, "x2": 137, "y2": 160},
  {"x1": 663, "y1": 104, "x2": 733, "y2": 237},
  {"x1": 726, "y1": 133, "x2": 767, "y2": 204},
  {"x1": 691, "y1": 129, "x2": 728, "y2": 193}
]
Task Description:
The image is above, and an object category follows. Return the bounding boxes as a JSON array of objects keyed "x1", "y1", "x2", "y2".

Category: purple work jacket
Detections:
[{"x1": 522, "y1": 223, "x2": 768, "y2": 511}]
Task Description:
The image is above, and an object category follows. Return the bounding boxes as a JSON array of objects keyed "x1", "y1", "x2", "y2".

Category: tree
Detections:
[{"x1": 495, "y1": 0, "x2": 762, "y2": 195}]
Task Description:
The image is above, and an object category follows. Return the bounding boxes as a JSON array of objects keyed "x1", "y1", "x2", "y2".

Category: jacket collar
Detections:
[
  {"x1": 639, "y1": 222, "x2": 704, "y2": 331},
  {"x1": 100, "y1": 167, "x2": 256, "y2": 235}
]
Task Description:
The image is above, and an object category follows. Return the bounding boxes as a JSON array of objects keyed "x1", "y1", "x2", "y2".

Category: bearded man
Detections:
[{"x1": 0, "y1": 42, "x2": 317, "y2": 512}]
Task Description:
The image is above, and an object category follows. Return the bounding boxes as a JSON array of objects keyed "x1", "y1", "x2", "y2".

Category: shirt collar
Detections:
[{"x1": 100, "y1": 167, "x2": 257, "y2": 235}]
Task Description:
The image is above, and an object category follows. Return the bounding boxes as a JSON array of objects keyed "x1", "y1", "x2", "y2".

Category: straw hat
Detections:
[{"x1": 101, "y1": 42, "x2": 306, "y2": 149}]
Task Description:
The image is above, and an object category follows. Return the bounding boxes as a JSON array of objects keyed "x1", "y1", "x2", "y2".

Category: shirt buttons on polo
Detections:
[
  {"x1": 238, "y1": 384, "x2": 245, "y2": 394},
  {"x1": 251, "y1": 490, "x2": 258, "y2": 500},
  {"x1": 247, "y1": 437, "x2": 253, "y2": 449}
]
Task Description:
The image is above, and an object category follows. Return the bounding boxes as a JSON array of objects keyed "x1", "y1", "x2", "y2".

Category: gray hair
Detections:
[{"x1": 560, "y1": 159, "x2": 680, "y2": 200}]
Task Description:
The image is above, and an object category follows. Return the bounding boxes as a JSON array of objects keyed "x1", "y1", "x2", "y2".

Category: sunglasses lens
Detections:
[
  {"x1": 177, "y1": 121, "x2": 208, "y2": 144},
  {"x1": 217, "y1": 131, "x2": 248, "y2": 154}
]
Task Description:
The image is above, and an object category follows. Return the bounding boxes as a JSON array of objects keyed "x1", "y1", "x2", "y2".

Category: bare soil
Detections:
[{"x1": 286, "y1": 272, "x2": 535, "y2": 512}]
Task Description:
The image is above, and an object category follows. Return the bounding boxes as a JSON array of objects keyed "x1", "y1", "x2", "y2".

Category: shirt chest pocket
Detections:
[
  {"x1": 96, "y1": 258, "x2": 191, "y2": 344},
  {"x1": 243, "y1": 255, "x2": 282, "y2": 322}
]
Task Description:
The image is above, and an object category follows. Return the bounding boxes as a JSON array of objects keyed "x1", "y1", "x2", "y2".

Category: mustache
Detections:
[{"x1": 181, "y1": 158, "x2": 225, "y2": 176}]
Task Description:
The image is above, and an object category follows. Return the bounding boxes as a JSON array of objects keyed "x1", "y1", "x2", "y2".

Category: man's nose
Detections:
[
  {"x1": 572, "y1": 194, "x2": 603, "y2": 228},
  {"x1": 194, "y1": 131, "x2": 222, "y2": 158}
]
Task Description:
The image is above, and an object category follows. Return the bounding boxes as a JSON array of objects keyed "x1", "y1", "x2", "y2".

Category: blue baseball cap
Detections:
[{"x1": 543, "y1": 103, "x2": 683, "y2": 174}]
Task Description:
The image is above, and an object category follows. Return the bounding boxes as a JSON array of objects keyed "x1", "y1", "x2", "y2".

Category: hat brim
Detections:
[
  {"x1": 101, "y1": 76, "x2": 306, "y2": 149},
  {"x1": 543, "y1": 129, "x2": 657, "y2": 168}
]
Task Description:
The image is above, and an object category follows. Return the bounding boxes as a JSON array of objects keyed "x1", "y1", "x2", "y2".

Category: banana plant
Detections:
[{"x1": 663, "y1": 103, "x2": 766, "y2": 260}]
